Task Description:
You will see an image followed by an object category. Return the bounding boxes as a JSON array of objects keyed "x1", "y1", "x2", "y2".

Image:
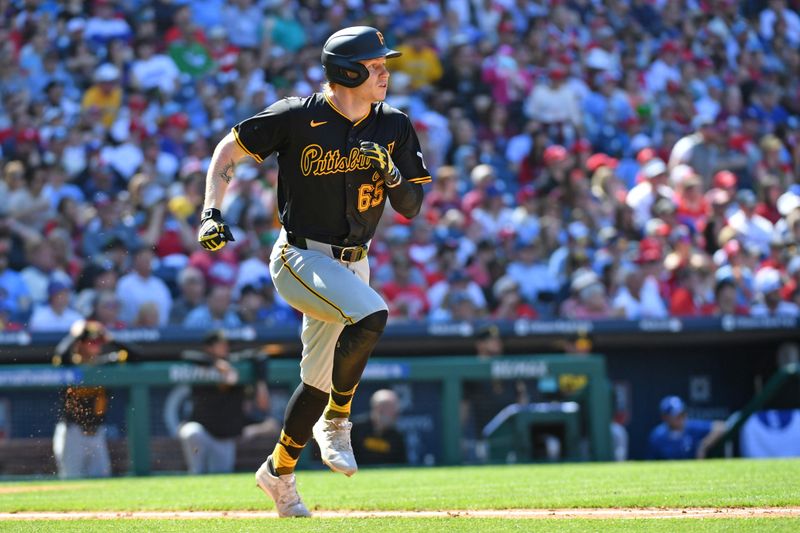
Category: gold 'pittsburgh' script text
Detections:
[{"x1": 300, "y1": 145, "x2": 373, "y2": 176}]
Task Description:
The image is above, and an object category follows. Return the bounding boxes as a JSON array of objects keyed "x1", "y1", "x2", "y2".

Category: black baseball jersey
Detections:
[
  {"x1": 59, "y1": 385, "x2": 109, "y2": 434},
  {"x1": 232, "y1": 92, "x2": 431, "y2": 245},
  {"x1": 350, "y1": 413, "x2": 407, "y2": 465},
  {"x1": 181, "y1": 350, "x2": 269, "y2": 438}
]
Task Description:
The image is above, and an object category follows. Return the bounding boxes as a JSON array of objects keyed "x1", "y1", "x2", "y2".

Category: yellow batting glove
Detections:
[
  {"x1": 359, "y1": 141, "x2": 401, "y2": 187},
  {"x1": 198, "y1": 208, "x2": 235, "y2": 251}
]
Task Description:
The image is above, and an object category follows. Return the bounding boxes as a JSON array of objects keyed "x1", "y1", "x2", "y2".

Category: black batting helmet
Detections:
[{"x1": 321, "y1": 26, "x2": 401, "y2": 88}]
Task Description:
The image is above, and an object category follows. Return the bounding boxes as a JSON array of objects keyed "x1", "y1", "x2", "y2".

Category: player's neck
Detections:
[{"x1": 327, "y1": 86, "x2": 372, "y2": 122}]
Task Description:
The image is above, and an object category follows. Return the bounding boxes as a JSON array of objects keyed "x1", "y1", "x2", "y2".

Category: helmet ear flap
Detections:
[{"x1": 322, "y1": 54, "x2": 369, "y2": 88}]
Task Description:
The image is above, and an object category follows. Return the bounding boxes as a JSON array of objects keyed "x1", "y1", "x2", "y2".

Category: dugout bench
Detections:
[
  {"x1": 0, "y1": 355, "x2": 612, "y2": 475},
  {"x1": 481, "y1": 401, "x2": 583, "y2": 462}
]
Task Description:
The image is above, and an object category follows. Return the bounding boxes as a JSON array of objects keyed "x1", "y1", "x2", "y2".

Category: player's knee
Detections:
[
  {"x1": 178, "y1": 421, "x2": 203, "y2": 441},
  {"x1": 357, "y1": 310, "x2": 388, "y2": 334},
  {"x1": 300, "y1": 381, "x2": 329, "y2": 401}
]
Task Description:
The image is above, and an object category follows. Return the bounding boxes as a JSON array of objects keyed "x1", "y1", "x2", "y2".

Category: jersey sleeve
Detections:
[
  {"x1": 646, "y1": 428, "x2": 663, "y2": 459},
  {"x1": 393, "y1": 117, "x2": 431, "y2": 185},
  {"x1": 686, "y1": 419, "x2": 713, "y2": 439},
  {"x1": 231, "y1": 98, "x2": 294, "y2": 163}
]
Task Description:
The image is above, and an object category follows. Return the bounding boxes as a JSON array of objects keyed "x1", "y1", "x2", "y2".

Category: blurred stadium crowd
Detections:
[{"x1": 0, "y1": 0, "x2": 799, "y2": 333}]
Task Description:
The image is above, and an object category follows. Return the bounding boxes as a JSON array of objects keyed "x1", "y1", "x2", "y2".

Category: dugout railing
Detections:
[
  {"x1": 0, "y1": 355, "x2": 612, "y2": 475},
  {"x1": 707, "y1": 362, "x2": 800, "y2": 457}
]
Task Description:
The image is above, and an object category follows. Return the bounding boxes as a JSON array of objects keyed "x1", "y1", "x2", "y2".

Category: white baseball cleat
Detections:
[
  {"x1": 255, "y1": 457, "x2": 311, "y2": 518},
  {"x1": 313, "y1": 416, "x2": 358, "y2": 476}
]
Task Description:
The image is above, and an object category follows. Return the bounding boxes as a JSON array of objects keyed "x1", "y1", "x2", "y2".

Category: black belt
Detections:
[{"x1": 286, "y1": 232, "x2": 368, "y2": 263}]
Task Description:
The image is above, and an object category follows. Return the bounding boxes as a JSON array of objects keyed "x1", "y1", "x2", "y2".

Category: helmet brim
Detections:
[{"x1": 349, "y1": 47, "x2": 402, "y2": 61}]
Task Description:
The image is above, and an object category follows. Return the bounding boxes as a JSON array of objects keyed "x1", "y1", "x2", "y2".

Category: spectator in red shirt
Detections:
[
  {"x1": 636, "y1": 237, "x2": 671, "y2": 302},
  {"x1": 0, "y1": 302, "x2": 23, "y2": 331},
  {"x1": 461, "y1": 164, "x2": 497, "y2": 218},
  {"x1": 515, "y1": 128, "x2": 551, "y2": 186},
  {"x1": 491, "y1": 276, "x2": 538, "y2": 320},
  {"x1": 755, "y1": 135, "x2": 794, "y2": 189},
  {"x1": 382, "y1": 257, "x2": 430, "y2": 322},
  {"x1": 710, "y1": 279, "x2": 749, "y2": 316},
  {"x1": 669, "y1": 258, "x2": 714, "y2": 317},
  {"x1": 207, "y1": 25, "x2": 239, "y2": 82},
  {"x1": 781, "y1": 256, "x2": 800, "y2": 302},
  {"x1": 561, "y1": 269, "x2": 619, "y2": 319},
  {"x1": 712, "y1": 170, "x2": 738, "y2": 206},
  {"x1": 529, "y1": 144, "x2": 570, "y2": 196},
  {"x1": 759, "y1": 234, "x2": 789, "y2": 273},
  {"x1": 423, "y1": 165, "x2": 461, "y2": 221},
  {"x1": 703, "y1": 188, "x2": 731, "y2": 255},
  {"x1": 164, "y1": 5, "x2": 207, "y2": 47},
  {"x1": 675, "y1": 172, "x2": 708, "y2": 230},
  {"x1": 652, "y1": 196, "x2": 679, "y2": 235},
  {"x1": 754, "y1": 176, "x2": 783, "y2": 225}
]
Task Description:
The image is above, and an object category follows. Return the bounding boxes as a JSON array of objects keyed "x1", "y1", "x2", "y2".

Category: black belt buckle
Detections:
[{"x1": 338, "y1": 245, "x2": 366, "y2": 262}]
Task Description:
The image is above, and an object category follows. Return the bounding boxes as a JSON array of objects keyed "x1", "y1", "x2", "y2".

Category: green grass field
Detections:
[{"x1": 1, "y1": 459, "x2": 799, "y2": 532}]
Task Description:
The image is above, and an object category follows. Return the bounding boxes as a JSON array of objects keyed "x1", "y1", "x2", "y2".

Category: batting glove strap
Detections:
[
  {"x1": 359, "y1": 141, "x2": 402, "y2": 188},
  {"x1": 201, "y1": 208, "x2": 223, "y2": 223}
]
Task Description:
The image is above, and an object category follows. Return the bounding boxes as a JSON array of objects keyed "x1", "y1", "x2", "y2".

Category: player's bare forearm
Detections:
[
  {"x1": 696, "y1": 421, "x2": 727, "y2": 459},
  {"x1": 387, "y1": 180, "x2": 423, "y2": 219},
  {"x1": 203, "y1": 131, "x2": 250, "y2": 209}
]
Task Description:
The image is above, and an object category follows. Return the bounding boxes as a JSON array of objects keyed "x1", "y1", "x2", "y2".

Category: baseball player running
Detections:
[{"x1": 198, "y1": 26, "x2": 430, "y2": 517}]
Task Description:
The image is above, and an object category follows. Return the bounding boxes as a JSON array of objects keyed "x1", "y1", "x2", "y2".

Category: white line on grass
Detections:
[{"x1": 1, "y1": 508, "x2": 800, "y2": 520}]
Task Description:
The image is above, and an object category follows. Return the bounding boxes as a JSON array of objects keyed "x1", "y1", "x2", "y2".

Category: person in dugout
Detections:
[
  {"x1": 350, "y1": 389, "x2": 407, "y2": 465},
  {"x1": 177, "y1": 329, "x2": 271, "y2": 474},
  {"x1": 51, "y1": 319, "x2": 137, "y2": 479}
]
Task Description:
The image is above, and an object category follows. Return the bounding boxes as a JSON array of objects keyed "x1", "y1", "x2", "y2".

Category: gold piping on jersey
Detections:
[
  {"x1": 323, "y1": 92, "x2": 370, "y2": 125},
  {"x1": 300, "y1": 145, "x2": 373, "y2": 176},
  {"x1": 353, "y1": 112, "x2": 370, "y2": 127},
  {"x1": 231, "y1": 127, "x2": 264, "y2": 163},
  {"x1": 279, "y1": 243, "x2": 355, "y2": 325},
  {"x1": 407, "y1": 175, "x2": 432, "y2": 184}
]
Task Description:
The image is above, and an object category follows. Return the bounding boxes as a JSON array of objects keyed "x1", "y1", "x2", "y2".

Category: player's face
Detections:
[
  {"x1": 664, "y1": 412, "x2": 687, "y2": 431},
  {"x1": 78, "y1": 338, "x2": 104, "y2": 360},
  {"x1": 358, "y1": 57, "x2": 390, "y2": 102}
]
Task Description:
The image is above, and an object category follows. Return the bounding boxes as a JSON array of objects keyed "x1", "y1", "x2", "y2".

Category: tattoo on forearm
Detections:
[{"x1": 219, "y1": 160, "x2": 235, "y2": 184}]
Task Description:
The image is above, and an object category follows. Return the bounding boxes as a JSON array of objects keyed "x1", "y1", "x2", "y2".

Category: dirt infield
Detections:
[
  {"x1": 1, "y1": 508, "x2": 799, "y2": 520},
  {"x1": 0, "y1": 484, "x2": 89, "y2": 495}
]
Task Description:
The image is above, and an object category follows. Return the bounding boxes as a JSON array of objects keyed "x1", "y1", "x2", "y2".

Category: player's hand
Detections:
[
  {"x1": 255, "y1": 382, "x2": 270, "y2": 411},
  {"x1": 198, "y1": 208, "x2": 235, "y2": 251},
  {"x1": 69, "y1": 319, "x2": 87, "y2": 339},
  {"x1": 215, "y1": 359, "x2": 239, "y2": 384},
  {"x1": 359, "y1": 141, "x2": 401, "y2": 187}
]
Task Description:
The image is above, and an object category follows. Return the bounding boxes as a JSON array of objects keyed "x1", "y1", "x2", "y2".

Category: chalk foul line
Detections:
[{"x1": 0, "y1": 508, "x2": 799, "y2": 520}]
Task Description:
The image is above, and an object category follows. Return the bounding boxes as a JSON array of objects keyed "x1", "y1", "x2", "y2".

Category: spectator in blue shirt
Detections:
[
  {"x1": 0, "y1": 234, "x2": 31, "y2": 322},
  {"x1": 647, "y1": 396, "x2": 726, "y2": 460},
  {"x1": 183, "y1": 284, "x2": 242, "y2": 329}
]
